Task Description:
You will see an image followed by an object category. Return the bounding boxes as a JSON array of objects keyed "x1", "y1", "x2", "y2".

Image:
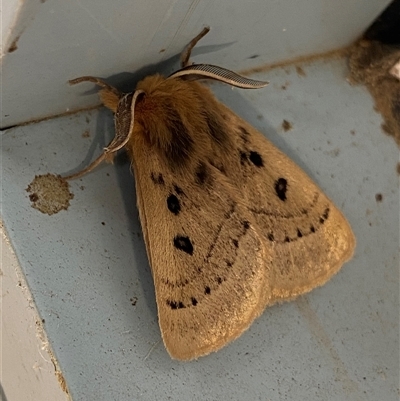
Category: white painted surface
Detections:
[
  {"x1": 0, "y1": 225, "x2": 70, "y2": 401},
  {"x1": 0, "y1": 0, "x2": 391, "y2": 128}
]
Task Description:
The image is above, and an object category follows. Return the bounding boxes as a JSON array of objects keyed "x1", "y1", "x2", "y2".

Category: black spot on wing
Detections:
[
  {"x1": 249, "y1": 151, "x2": 264, "y2": 167},
  {"x1": 239, "y1": 126, "x2": 250, "y2": 144},
  {"x1": 167, "y1": 194, "x2": 180, "y2": 215},
  {"x1": 274, "y1": 178, "x2": 288, "y2": 201},
  {"x1": 319, "y1": 207, "x2": 330, "y2": 223},
  {"x1": 167, "y1": 300, "x2": 177, "y2": 309},
  {"x1": 173, "y1": 184, "x2": 184, "y2": 195},
  {"x1": 150, "y1": 172, "x2": 165, "y2": 185},
  {"x1": 195, "y1": 162, "x2": 212, "y2": 186},
  {"x1": 167, "y1": 300, "x2": 186, "y2": 309},
  {"x1": 205, "y1": 109, "x2": 229, "y2": 145},
  {"x1": 265, "y1": 205, "x2": 331, "y2": 244},
  {"x1": 239, "y1": 151, "x2": 248, "y2": 165},
  {"x1": 162, "y1": 277, "x2": 189, "y2": 288},
  {"x1": 164, "y1": 108, "x2": 194, "y2": 167},
  {"x1": 173, "y1": 235, "x2": 193, "y2": 255}
]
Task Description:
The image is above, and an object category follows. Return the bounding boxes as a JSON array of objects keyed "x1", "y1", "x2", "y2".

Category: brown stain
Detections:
[
  {"x1": 282, "y1": 119, "x2": 293, "y2": 132},
  {"x1": 54, "y1": 366, "x2": 69, "y2": 394},
  {"x1": 8, "y1": 35, "x2": 20, "y2": 53},
  {"x1": 296, "y1": 297, "x2": 361, "y2": 396},
  {"x1": 159, "y1": 48, "x2": 166, "y2": 53},
  {"x1": 239, "y1": 47, "x2": 347, "y2": 76},
  {"x1": 324, "y1": 147, "x2": 341, "y2": 157},
  {"x1": 281, "y1": 81, "x2": 290, "y2": 90},
  {"x1": 348, "y1": 40, "x2": 400, "y2": 147},
  {"x1": 296, "y1": 65, "x2": 306, "y2": 77},
  {"x1": 35, "y1": 319, "x2": 69, "y2": 395},
  {"x1": 82, "y1": 130, "x2": 90, "y2": 138},
  {"x1": 375, "y1": 193, "x2": 383, "y2": 202},
  {"x1": 26, "y1": 174, "x2": 74, "y2": 215},
  {"x1": 2, "y1": 105, "x2": 99, "y2": 131}
]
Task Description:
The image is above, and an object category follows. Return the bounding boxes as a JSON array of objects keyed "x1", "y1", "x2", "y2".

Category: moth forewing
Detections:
[{"x1": 66, "y1": 28, "x2": 355, "y2": 361}]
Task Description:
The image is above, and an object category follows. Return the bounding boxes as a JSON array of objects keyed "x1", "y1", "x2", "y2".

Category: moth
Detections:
[{"x1": 67, "y1": 27, "x2": 355, "y2": 360}]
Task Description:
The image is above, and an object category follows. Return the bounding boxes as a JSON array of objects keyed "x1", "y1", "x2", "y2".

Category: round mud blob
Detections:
[{"x1": 26, "y1": 173, "x2": 74, "y2": 215}]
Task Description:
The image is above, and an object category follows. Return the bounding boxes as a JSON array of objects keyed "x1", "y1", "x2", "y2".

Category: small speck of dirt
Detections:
[
  {"x1": 295, "y1": 66, "x2": 306, "y2": 76},
  {"x1": 8, "y1": 36, "x2": 20, "y2": 53},
  {"x1": 281, "y1": 82, "x2": 289, "y2": 90},
  {"x1": 130, "y1": 297, "x2": 138, "y2": 306},
  {"x1": 350, "y1": 129, "x2": 356, "y2": 135},
  {"x1": 26, "y1": 174, "x2": 74, "y2": 215},
  {"x1": 101, "y1": 222, "x2": 105, "y2": 226},
  {"x1": 375, "y1": 193, "x2": 383, "y2": 202},
  {"x1": 159, "y1": 48, "x2": 165, "y2": 53},
  {"x1": 82, "y1": 130, "x2": 90, "y2": 138},
  {"x1": 282, "y1": 119, "x2": 293, "y2": 132},
  {"x1": 323, "y1": 148, "x2": 341, "y2": 157}
]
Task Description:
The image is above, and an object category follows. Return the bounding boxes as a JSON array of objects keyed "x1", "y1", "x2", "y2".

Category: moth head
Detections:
[
  {"x1": 106, "y1": 89, "x2": 145, "y2": 153},
  {"x1": 66, "y1": 76, "x2": 139, "y2": 180}
]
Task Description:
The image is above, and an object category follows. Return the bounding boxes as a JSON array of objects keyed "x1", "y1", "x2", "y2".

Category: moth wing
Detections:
[
  {"x1": 130, "y1": 139, "x2": 271, "y2": 361},
  {"x1": 221, "y1": 106, "x2": 355, "y2": 304}
]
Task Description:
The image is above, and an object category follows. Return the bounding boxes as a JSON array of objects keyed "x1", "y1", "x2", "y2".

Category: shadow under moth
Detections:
[{"x1": 63, "y1": 27, "x2": 355, "y2": 360}]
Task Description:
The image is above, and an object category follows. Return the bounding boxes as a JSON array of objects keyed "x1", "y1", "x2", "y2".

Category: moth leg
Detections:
[
  {"x1": 180, "y1": 26, "x2": 210, "y2": 68},
  {"x1": 63, "y1": 152, "x2": 108, "y2": 181},
  {"x1": 69, "y1": 76, "x2": 120, "y2": 97}
]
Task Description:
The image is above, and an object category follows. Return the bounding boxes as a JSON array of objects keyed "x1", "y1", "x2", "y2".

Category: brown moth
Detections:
[{"x1": 67, "y1": 27, "x2": 355, "y2": 360}]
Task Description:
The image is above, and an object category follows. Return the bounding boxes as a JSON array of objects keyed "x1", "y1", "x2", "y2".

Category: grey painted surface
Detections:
[
  {"x1": 1, "y1": 56, "x2": 398, "y2": 400},
  {"x1": 1, "y1": 0, "x2": 391, "y2": 128}
]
